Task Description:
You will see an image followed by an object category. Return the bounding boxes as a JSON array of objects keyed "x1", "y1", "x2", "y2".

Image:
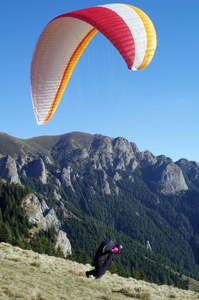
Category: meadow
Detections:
[{"x1": 0, "y1": 243, "x2": 199, "y2": 300}]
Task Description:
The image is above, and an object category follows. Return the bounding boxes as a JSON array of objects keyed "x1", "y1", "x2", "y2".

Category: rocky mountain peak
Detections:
[
  {"x1": 0, "y1": 131, "x2": 196, "y2": 195},
  {"x1": 176, "y1": 159, "x2": 199, "y2": 188}
]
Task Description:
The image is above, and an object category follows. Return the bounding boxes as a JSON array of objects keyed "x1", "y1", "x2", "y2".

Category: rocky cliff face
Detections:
[
  {"x1": 50, "y1": 133, "x2": 190, "y2": 195},
  {"x1": 150, "y1": 156, "x2": 188, "y2": 194},
  {"x1": 0, "y1": 155, "x2": 21, "y2": 184},
  {"x1": 0, "y1": 132, "x2": 195, "y2": 195},
  {"x1": 176, "y1": 159, "x2": 199, "y2": 189},
  {"x1": 17, "y1": 156, "x2": 48, "y2": 184},
  {"x1": 22, "y1": 193, "x2": 72, "y2": 257}
]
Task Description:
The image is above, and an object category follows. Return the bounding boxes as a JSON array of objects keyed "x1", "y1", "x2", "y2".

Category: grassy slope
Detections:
[
  {"x1": 0, "y1": 131, "x2": 95, "y2": 159},
  {"x1": 0, "y1": 133, "x2": 25, "y2": 158},
  {"x1": 0, "y1": 133, "x2": 50, "y2": 158},
  {"x1": 0, "y1": 243, "x2": 199, "y2": 300}
]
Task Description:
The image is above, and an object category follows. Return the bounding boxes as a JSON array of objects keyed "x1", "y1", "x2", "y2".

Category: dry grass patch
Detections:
[
  {"x1": 115, "y1": 287, "x2": 151, "y2": 299},
  {"x1": 0, "y1": 243, "x2": 199, "y2": 300}
]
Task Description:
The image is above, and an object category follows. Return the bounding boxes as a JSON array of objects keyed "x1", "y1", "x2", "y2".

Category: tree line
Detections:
[{"x1": 0, "y1": 182, "x2": 64, "y2": 258}]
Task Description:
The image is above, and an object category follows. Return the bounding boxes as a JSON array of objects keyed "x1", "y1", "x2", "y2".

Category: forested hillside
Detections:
[
  {"x1": 1, "y1": 131, "x2": 199, "y2": 291},
  {"x1": 0, "y1": 181, "x2": 190, "y2": 289},
  {"x1": 0, "y1": 183, "x2": 64, "y2": 258}
]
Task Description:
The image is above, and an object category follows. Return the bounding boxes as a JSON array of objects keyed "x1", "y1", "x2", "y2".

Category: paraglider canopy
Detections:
[{"x1": 31, "y1": 3, "x2": 157, "y2": 125}]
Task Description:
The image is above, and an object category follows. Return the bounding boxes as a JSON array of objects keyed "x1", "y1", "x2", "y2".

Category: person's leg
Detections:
[
  {"x1": 86, "y1": 269, "x2": 96, "y2": 277},
  {"x1": 95, "y1": 274, "x2": 103, "y2": 279}
]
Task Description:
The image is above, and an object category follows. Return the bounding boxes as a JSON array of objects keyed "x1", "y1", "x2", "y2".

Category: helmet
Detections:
[{"x1": 116, "y1": 244, "x2": 123, "y2": 253}]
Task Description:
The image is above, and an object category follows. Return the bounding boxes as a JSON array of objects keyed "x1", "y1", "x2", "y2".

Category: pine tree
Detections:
[{"x1": 0, "y1": 223, "x2": 12, "y2": 243}]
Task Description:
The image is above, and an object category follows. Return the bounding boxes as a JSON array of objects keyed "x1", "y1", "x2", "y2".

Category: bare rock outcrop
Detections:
[
  {"x1": 158, "y1": 162, "x2": 188, "y2": 194},
  {"x1": 90, "y1": 135, "x2": 114, "y2": 168},
  {"x1": 45, "y1": 207, "x2": 61, "y2": 230},
  {"x1": 25, "y1": 158, "x2": 47, "y2": 184},
  {"x1": 55, "y1": 230, "x2": 72, "y2": 257},
  {"x1": 113, "y1": 137, "x2": 135, "y2": 168},
  {"x1": 60, "y1": 166, "x2": 74, "y2": 191},
  {"x1": 102, "y1": 171, "x2": 111, "y2": 195},
  {"x1": 113, "y1": 172, "x2": 122, "y2": 181},
  {"x1": 137, "y1": 150, "x2": 157, "y2": 166},
  {"x1": 22, "y1": 194, "x2": 48, "y2": 230},
  {"x1": 22, "y1": 193, "x2": 72, "y2": 257},
  {"x1": 0, "y1": 155, "x2": 21, "y2": 184},
  {"x1": 176, "y1": 159, "x2": 199, "y2": 188}
]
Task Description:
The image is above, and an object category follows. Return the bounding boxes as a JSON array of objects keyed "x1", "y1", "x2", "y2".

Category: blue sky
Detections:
[{"x1": 1, "y1": 0, "x2": 199, "y2": 162}]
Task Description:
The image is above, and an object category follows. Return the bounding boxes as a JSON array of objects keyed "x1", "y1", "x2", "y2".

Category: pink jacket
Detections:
[{"x1": 111, "y1": 247, "x2": 119, "y2": 253}]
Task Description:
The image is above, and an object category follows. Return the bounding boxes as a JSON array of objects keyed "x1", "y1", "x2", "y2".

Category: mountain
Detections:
[
  {"x1": 1, "y1": 242, "x2": 199, "y2": 300},
  {"x1": 0, "y1": 131, "x2": 190, "y2": 193},
  {"x1": 0, "y1": 131, "x2": 199, "y2": 286}
]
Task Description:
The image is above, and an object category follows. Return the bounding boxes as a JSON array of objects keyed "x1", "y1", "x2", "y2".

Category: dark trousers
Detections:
[{"x1": 86, "y1": 253, "x2": 114, "y2": 279}]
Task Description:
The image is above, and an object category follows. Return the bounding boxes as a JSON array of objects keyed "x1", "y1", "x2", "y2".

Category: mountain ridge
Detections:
[{"x1": 1, "y1": 130, "x2": 197, "y2": 164}]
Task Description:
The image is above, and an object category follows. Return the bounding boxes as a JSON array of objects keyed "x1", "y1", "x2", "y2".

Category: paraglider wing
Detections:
[{"x1": 30, "y1": 3, "x2": 157, "y2": 125}]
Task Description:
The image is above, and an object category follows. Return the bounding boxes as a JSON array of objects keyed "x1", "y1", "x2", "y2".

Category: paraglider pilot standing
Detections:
[{"x1": 86, "y1": 238, "x2": 123, "y2": 279}]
